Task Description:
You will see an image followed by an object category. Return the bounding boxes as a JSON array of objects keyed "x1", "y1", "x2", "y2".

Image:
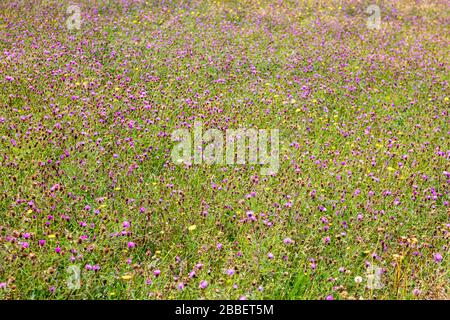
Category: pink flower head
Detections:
[
  {"x1": 226, "y1": 269, "x2": 235, "y2": 276},
  {"x1": 433, "y1": 253, "x2": 443, "y2": 263},
  {"x1": 195, "y1": 263, "x2": 204, "y2": 270},
  {"x1": 199, "y1": 280, "x2": 208, "y2": 289}
]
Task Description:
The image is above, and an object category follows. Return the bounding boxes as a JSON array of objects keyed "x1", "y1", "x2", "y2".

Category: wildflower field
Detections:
[{"x1": 0, "y1": 0, "x2": 449, "y2": 300}]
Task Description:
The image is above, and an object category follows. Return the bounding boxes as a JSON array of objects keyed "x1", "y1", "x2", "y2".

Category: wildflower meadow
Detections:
[{"x1": 0, "y1": 0, "x2": 448, "y2": 300}]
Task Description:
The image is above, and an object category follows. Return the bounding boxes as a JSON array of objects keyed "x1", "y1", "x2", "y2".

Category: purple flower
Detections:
[
  {"x1": 326, "y1": 295, "x2": 334, "y2": 300},
  {"x1": 127, "y1": 241, "x2": 136, "y2": 248},
  {"x1": 268, "y1": 252, "x2": 274, "y2": 259},
  {"x1": 154, "y1": 269, "x2": 161, "y2": 277},
  {"x1": 199, "y1": 280, "x2": 208, "y2": 289},
  {"x1": 226, "y1": 269, "x2": 235, "y2": 276},
  {"x1": 283, "y1": 238, "x2": 293, "y2": 244},
  {"x1": 433, "y1": 253, "x2": 443, "y2": 263},
  {"x1": 55, "y1": 247, "x2": 61, "y2": 254},
  {"x1": 195, "y1": 263, "x2": 204, "y2": 270}
]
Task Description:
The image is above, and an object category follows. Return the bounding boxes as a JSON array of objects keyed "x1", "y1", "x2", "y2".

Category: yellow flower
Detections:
[
  {"x1": 188, "y1": 225, "x2": 197, "y2": 231},
  {"x1": 48, "y1": 234, "x2": 56, "y2": 239},
  {"x1": 121, "y1": 274, "x2": 132, "y2": 280},
  {"x1": 387, "y1": 167, "x2": 395, "y2": 171}
]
